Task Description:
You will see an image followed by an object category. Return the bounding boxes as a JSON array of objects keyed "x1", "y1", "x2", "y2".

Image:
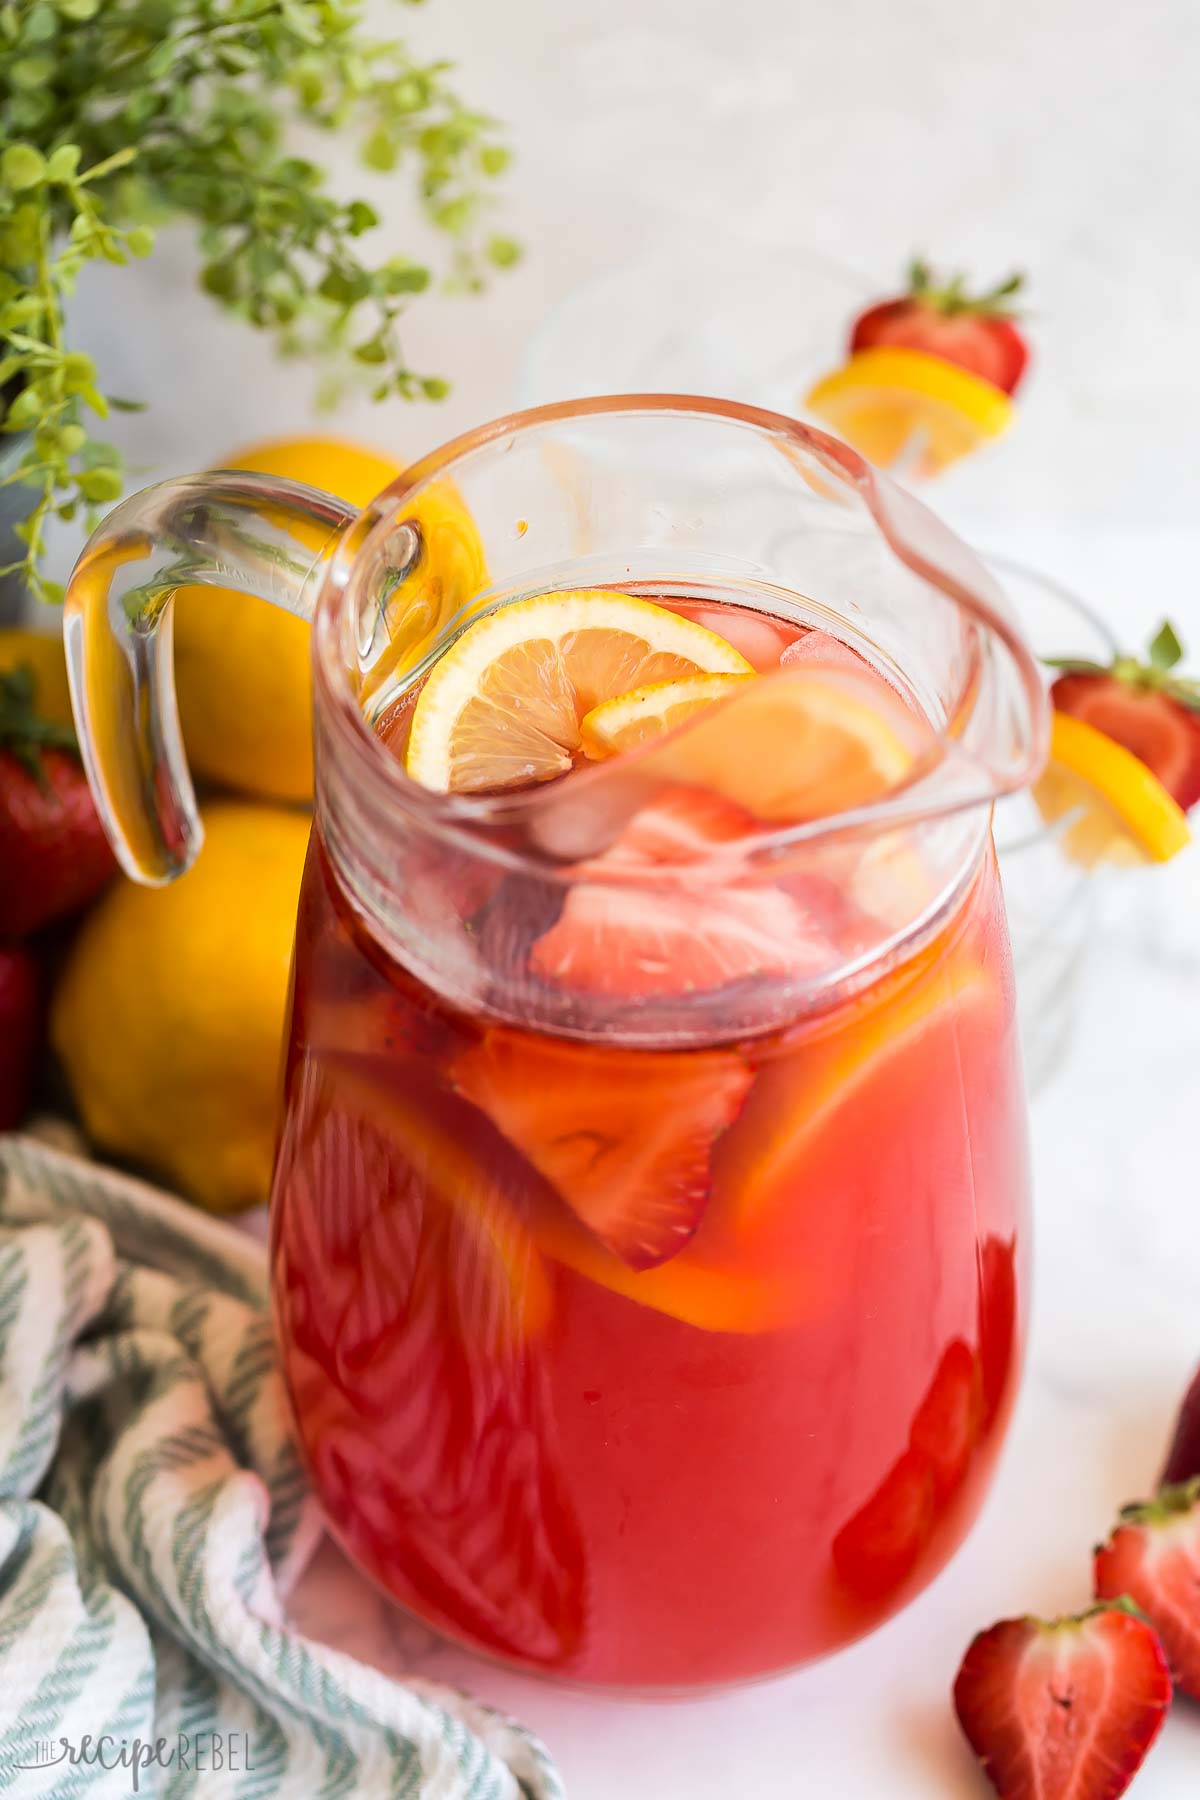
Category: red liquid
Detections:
[{"x1": 270, "y1": 606, "x2": 1029, "y2": 1690}]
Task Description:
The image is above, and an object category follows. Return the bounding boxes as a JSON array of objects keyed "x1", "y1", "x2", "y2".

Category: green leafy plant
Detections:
[{"x1": 0, "y1": 0, "x2": 517, "y2": 600}]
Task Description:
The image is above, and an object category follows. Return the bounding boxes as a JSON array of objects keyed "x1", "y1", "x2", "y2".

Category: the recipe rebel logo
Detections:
[{"x1": 9, "y1": 1731, "x2": 256, "y2": 1790}]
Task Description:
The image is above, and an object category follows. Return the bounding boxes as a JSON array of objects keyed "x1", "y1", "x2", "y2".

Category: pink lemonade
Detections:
[{"x1": 269, "y1": 597, "x2": 1029, "y2": 1689}]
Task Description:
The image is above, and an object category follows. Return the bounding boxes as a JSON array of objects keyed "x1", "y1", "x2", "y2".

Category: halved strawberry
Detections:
[
  {"x1": 452, "y1": 1029, "x2": 752, "y2": 1269},
  {"x1": 953, "y1": 1603, "x2": 1171, "y2": 1800},
  {"x1": 1161, "y1": 1363, "x2": 1200, "y2": 1487},
  {"x1": 529, "y1": 785, "x2": 836, "y2": 999},
  {"x1": 1049, "y1": 622, "x2": 1200, "y2": 813},
  {"x1": 1094, "y1": 1479, "x2": 1200, "y2": 1697},
  {"x1": 850, "y1": 259, "x2": 1029, "y2": 395}
]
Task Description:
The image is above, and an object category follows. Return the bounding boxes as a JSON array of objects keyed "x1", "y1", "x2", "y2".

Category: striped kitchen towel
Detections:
[{"x1": 0, "y1": 1135, "x2": 563, "y2": 1800}]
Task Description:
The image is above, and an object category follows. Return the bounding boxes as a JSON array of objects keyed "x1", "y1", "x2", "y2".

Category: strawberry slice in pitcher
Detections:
[
  {"x1": 452, "y1": 1029, "x2": 753, "y2": 1269},
  {"x1": 529, "y1": 880, "x2": 831, "y2": 999},
  {"x1": 529, "y1": 785, "x2": 837, "y2": 999}
]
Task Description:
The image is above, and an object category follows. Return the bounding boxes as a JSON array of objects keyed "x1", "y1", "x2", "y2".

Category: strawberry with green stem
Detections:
[
  {"x1": 0, "y1": 663, "x2": 116, "y2": 939},
  {"x1": 849, "y1": 259, "x2": 1030, "y2": 395},
  {"x1": 1095, "y1": 1478, "x2": 1200, "y2": 1700},
  {"x1": 1048, "y1": 620, "x2": 1200, "y2": 813}
]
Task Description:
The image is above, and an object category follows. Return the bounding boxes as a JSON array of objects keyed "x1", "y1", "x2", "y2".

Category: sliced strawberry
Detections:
[
  {"x1": 910, "y1": 1338, "x2": 985, "y2": 1504},
  {"x1": 530, "y1": 785, "x2": 836, "y2": 999},
  {"x1": 832, "y1": 1446, "x2": 936, "y2": 1603},
  {"x1": 953, "y1": 1603, "x2": 1171, "y2": 1800},
  {"x1": 1094, "y1": 1479, "x2": 1200, "y2": 1698},
  {"x1": 452, "y1": 1029, "x2": 752, "y2": 1269},
  {"x1": 530, "y1": 880, "x2": 834, "y2": 998},
  {"x1": 1161, "y1": 1363, "x2": 1200, "y2": 1486},
  {"x1": 850, "y1": 259, "x2": 1029, "y2": 395}
]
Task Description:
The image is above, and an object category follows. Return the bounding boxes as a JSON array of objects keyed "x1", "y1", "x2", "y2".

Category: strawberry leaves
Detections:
[
  {"x1": 850, "y1": 259, "x2": 1030, "y2": 392},
  {"x1": 1046, "y1": 619, "x2": 1200, "y2": 716},
  {"x1": 906, "y1": 258, "x2": 1026, "y2": 320},
  {"x1": 0, "y1": 663, "x2": 78, "y2": 784}
]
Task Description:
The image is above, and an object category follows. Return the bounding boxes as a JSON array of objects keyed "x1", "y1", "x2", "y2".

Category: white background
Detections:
[{"x1": 73, "y1": 0, "x2": 1200, "y2": 1792}]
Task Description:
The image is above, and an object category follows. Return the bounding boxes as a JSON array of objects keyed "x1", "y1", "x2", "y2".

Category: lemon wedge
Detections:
[
  {"x1": 727, "y1": 953, "x2": 1000, "y2": 1231},
  {"x1": 805, "y1": 346, "x2": 1014, "y2": 476},
  {"x1": 1036, "y1": 711, "x2": 1192, "y2": 866},
  {"x1": 579, "y1": 670, "x2": 755, "y2": 760},
  {"x1": 405, "y1": 590, "x2": 753, "y2": 793},
  {"x1": 640, "y1": 665, "x2": 928, "y2": 822}
]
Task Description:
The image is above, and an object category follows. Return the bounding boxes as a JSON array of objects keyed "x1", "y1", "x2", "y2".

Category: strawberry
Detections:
[
  {"x1": 0, "y1": 663, "x2": 115, "y2": 938},
  {"x1": 850, "y1": 259, "x2": 1030, "y2": 395},
  {"x1": 953, "y1": 1602, "x2": 1171, "y2": 1800},
  {"x1": 979, "y1": 1233, "x2": 1019, "y2": 1429},
  {"x1": 833, "y1": 1340, "x2": 986, "y2": 1602},
  {"x1": 910, "y1": 1338, "x2": 985, "y2": 1503},
  {"x1": 1048, "y1": 620, "x2": 1200, "y2": 812},
  {"x1": 452, "y1": 1029, "x2": 753, "y2": 1268},
  {"x1": 530, "y1": 881, "x2": 834, "y2": 999},
  {"x1": 832, "y1": 1446, "x2": 936, "y2": 1603},
  {"x1": 1094, "y1": 1479, "x2": 1200, "y2": 1698},
  {"x1": 529, "y1": 786, "x2": 837, "y2": 999},
  {"x1": 1161, "y1": 1363, "x2": 1200, "y2": 1487},
  {"x1": 0, "y1": 944, "x2": 41, "y2": 1130}
]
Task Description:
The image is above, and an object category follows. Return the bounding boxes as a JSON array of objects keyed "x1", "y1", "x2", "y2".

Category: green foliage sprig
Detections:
[{"x1": 0, "y1": 0, "x2": 517, "y2": 600}]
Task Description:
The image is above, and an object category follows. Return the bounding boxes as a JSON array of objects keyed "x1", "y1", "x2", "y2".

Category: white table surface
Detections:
[{"x1": 61, "y1": 0, "x2": 1200, "y2": 1790}]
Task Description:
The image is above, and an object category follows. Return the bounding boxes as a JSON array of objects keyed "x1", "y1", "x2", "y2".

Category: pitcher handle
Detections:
[{"x1": 62, "y1": 471, "x2": 359, "y2": 884}]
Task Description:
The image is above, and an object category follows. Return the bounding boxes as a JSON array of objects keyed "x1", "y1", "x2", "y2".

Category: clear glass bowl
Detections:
[{"x1": 989, "y1": 556, "x2": 1118, "y2": 1092}]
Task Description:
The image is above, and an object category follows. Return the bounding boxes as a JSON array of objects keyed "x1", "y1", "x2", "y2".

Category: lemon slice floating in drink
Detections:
[
  {"x1": 723, "y1": 950, "x2": 1001, "y2": 1235},
  {"x1": 579, "y1": 670, "x2": 755, "y2": 759},
  {"x1": 1036, "y1": 712, "x2": 1192, "y2": 866},
  {"x1": 636, "y1": 665, "x2": 926, "y2": 821},
  {"x1": 805, "y1": 346, "x2": 1014, "y2": 477},
  {"x1": 405, "y1": 589, "x2": 753, "y2": 793},
  {"x1": 406, "y1": 587, "x2": 929, "y2": 828}
]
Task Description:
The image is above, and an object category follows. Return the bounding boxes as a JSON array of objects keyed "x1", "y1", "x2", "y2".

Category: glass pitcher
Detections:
[{"x1": 64, "y1": 395, "x2": 1046, "y2": 1691}]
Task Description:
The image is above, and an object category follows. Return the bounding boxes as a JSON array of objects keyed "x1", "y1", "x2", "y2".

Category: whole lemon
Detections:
[
  {"x1": 173, "y1": 437, "x2": 405, "y2": 802},
  {"x1": 51, "y1": 801, "x2": 311, "y2": 1212},
  {"x1": 0, "y1": 628, "x2": 73, "y2": 728}
]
